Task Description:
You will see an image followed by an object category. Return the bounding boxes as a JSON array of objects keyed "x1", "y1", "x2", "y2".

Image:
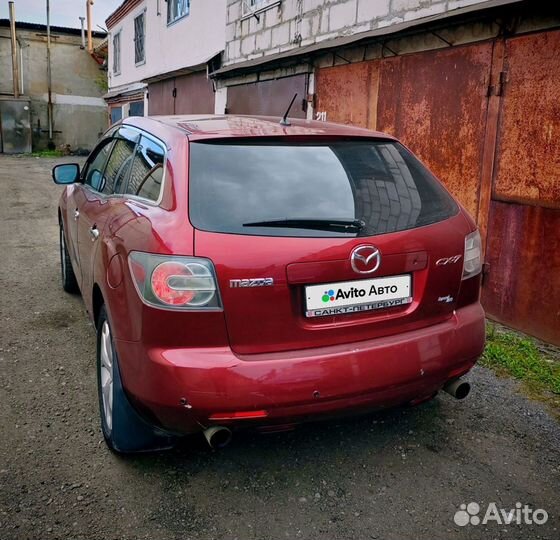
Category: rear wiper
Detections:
[{"x1": 242, "y1": 218, "x2": 365, "y2": 232}]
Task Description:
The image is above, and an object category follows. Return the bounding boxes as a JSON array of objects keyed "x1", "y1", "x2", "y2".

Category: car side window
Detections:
[
  {"x1": 123, "y1": 136, "x2": 165, "y2": 202},
  {"x1": 83, "y1": 139, "x2": 114, "y2": 192},
  {"x1": 101, "y1": 127, "x2": 140, "y2": 196}
]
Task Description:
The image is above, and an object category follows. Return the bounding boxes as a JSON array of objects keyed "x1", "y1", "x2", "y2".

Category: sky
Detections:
[{"x1": 0, "y1": 0, "x2": 121, "y2": 30}]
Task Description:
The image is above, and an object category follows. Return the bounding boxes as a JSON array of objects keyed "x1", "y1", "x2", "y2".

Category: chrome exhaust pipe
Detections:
[
  {"x1": 203, "y1": 426, "x2": 232, "y2": 449},
  {"x1": 443, "y1": 379, "x2": 471, "y2": 400}
]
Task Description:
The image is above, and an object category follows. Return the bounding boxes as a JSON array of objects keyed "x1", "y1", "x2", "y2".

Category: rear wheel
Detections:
[
  {"x1": 96, "y1": 305, "x2": 176, "y2": 453},
  {"x1": 59, "y1": 223, "x2": 79, "y2": 293}
]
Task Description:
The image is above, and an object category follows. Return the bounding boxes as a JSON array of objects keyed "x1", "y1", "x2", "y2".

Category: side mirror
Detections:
[{"x1": 52, "y1": 163, "x2": 80, "y2": 184}]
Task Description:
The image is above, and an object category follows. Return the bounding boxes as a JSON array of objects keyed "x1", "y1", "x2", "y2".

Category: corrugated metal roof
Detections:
[{"x1": 211, "y1": 0, "x2": 524, "y2": 77}]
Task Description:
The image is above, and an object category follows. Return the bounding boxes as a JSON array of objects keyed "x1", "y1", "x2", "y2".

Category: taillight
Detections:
[
  {"x1": 128, "y1": 252, "x2": 222, "y2": 310},
  {"x1": 462, "y1": 230, "x2": 482, "y2": 280}
]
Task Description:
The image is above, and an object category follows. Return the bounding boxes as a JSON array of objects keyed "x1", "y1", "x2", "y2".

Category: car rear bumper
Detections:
[{"x1": 115, "y1": 303, "x2": 485, "y2": 434}]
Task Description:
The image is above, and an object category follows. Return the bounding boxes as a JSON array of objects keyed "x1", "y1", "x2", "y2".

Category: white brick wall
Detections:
[
  {"x1": 223, "y1": 0, "x2": 497, "y2": 66},
  {"x1": 357, "y1": 0, "x2": 390, "y2": 22},
  {"x1": 329, "y1": 0, "x2": 357, "y2": 31}
]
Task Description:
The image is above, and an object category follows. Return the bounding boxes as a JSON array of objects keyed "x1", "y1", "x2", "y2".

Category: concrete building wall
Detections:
[
  {"x1": 107, "y1": 0, "x2": 226, "y2": 93},
  {"x1": 224, "y1": 0, "x2": 494, "y2": 65},
  {"x1": 0, "y1": 26, "x2": 107, "y2": 151}
]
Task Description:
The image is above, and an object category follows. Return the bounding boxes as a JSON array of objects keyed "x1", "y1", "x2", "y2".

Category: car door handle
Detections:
[
  {"x1": 89, "y1": 226, "x2": 99, "y2": 241},
  {"x1": 74, "y1": 209, "x2": 80, "y2": 220}
]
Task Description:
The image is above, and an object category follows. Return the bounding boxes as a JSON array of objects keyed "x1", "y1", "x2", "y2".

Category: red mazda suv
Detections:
[{"x1": 52, "y1": 115, "x2": 485, "y2": 453}]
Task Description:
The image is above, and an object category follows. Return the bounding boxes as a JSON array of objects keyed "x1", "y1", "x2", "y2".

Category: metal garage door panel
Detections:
[
  {"x1": 227, "y1": 75, "x2": 307, "y2": 118},
  {"x1": 174, "y1": 72, "x2": 215, "y2": 114},
  {"x1": 377, "y1": 43, "x2": 493, "y2": 220},
  {"x1": 482, "y1": 200, "x2": 560, "y2": 345},
  {"x1": 493, "y1": 30, "x2": 560, "y2": 208},
  {"x1": 148, "y1": 79, "x2": 175, "y2": 115},
  {"x1": 315, "y1": 61, "x2": 379, "y2": 129}
]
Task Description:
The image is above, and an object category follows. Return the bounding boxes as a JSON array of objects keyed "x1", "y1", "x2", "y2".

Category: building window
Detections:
[
  {"x1": 167, "y1": 0, "x2": 190, "y2": 25},
  {"x1": 110, "y1": 106, "x2": 123, "y2": 125},
  {"x1": 112, "y1": 31, "x2": 121, "y2": 74},
  {"x1": 242, "y1": 0, "x2": 280, "y2": 16},
  {"x1": 134, "y1": 12, "x2": 145, "y2": 65},
  {"x1": 129, "y1": 101, "x2": 145, "y2": 117}
]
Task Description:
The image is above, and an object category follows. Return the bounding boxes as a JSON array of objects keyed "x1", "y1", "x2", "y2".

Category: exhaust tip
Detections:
[
  {"x1": 203, "y1": 426, "x2": 232, "y2": 449},
  {"x1": 443, "y1": 379, "x2": 471, "y2": 400}
]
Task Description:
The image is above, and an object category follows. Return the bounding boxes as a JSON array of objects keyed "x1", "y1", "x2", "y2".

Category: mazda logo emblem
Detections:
[{"x1": 351, "y1": 245, "x2": 381, "y2": 274}]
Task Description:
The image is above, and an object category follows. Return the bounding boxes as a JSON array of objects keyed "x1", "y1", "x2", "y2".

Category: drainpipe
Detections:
[
  {"x1": 8, "y1": 1, "x2": 20, "y2": 98},
  {"x1": 46, "y1": 0, "x2": 53, "y2": 144},
  {"x1": 18, "y1": 38, "x2": 24, "y2": 94},
  {"x1": 79, "y1": 16, "x2": 86, "y2": 49},
  {"x1": 86, "y1": 0, "x2": 94, "y2": 54}
]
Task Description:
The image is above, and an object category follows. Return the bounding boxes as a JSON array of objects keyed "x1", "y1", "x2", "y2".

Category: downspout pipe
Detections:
[
  {"x1": 8, "y1": 1, "x2": 19, "y2": 98},
  {"x1": 79, "y1": 16, "x2": 86, "y2": 49},
  {"x1": 86, "y1": 1, "x2": 94, "y2": 54},
  {"x1": 46, "y1": 0, "x2": 53, "y2": 145}
]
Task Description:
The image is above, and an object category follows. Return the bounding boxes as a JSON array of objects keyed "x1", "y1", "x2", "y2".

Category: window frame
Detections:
[
  {"x1": 167, "y1": 0, "x2": 190, "y2": 26},
  {"x1": 82, "y1": 125, "x2": 168, "y2": 206},
  {"x1": 81, "y1": 138, "x2": 116, "y2": 193},
  {"x1": 134, "y1": 10, "x2": 146, "y2": 66},
  {"x1": 112, "y1": 30, "x2": 121, "y2": 75},
  {"x1": 241, "y1": 0, "x2": 281, "y2": 19},
  {"x1": 121, "y1": 134, "x2": 167, "y2": 203},
  {"x1": 104, "y1": 133, "x2": 140, "y2": 195}
]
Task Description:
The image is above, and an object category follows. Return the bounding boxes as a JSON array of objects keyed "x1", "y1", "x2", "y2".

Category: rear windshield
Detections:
[{"x1": 188, "y1": 139, "x2": 458, "y2": 237}]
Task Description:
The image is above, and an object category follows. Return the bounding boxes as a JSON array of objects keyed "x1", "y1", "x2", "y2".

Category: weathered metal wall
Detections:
[
  {"x1": 483, "y1": 201, "x2": 560, "y2": 345},
  {"x1": 481, "y1": 30, "x2": 560, "y2": 344},
  {"x1": 375, "y1": 43, "x2": 493, "y2": 220},
  {"x1": 226, "y1": 74, "x2": 308, "y2": 118},
  {"x1": 493, "y1": 31, "x2": 560, "y2": 208},
  {"x1": 315, "y1": 61, "x2": 379, "y2": 129},
  {"x1": 315, "y1": 32, "x2": 560, "y2": 344}
]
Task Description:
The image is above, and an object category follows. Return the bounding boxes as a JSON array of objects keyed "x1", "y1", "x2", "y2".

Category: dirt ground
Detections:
[{"x1": 0, "y1": 155, "x2": 558, "y2": 540}]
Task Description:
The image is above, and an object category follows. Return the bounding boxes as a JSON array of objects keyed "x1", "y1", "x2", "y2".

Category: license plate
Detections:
[{"x1": 305, "y1": 274, "x2": 412, "y2": 318}]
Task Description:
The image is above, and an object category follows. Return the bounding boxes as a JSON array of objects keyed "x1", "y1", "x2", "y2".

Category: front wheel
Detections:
[{"x1": 96, "y1": 305, "x2": 176, "y2": 453}]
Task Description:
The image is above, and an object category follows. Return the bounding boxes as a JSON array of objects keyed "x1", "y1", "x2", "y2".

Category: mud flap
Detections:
[{"x1": 110, "y1": 351, "x2": 177, "y2": 454}]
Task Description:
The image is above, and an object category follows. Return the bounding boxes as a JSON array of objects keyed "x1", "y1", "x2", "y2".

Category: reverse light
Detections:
[
  {"x1": 128, "y1": 252, "x2": 222, "y2": 310},
  {"x1": 462, "y1": 230, "x2": 482, "y2": 280}
]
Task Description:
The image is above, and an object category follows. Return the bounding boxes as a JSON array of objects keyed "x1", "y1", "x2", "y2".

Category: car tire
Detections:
[
  {"x1": 59, "y1": 223, "x2": 79, "y2": 294},
  {"x1": 96, "y1": 305, "x2": 176, "y2": 454}
]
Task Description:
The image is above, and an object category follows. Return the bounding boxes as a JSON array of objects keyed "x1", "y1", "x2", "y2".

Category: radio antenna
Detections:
[{"x1": 280, "y1": 93, "x2": 298, "y2": 126}]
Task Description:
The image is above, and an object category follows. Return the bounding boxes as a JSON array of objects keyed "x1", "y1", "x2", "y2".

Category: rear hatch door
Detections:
[{"x1": 190, "y1": 138, "x2": 467, "y2": 355}]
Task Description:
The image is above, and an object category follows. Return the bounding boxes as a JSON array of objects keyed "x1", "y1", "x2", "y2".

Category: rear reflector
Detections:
[{"x1": 209, "y1": 410, "x2": 268, "y2": 421}]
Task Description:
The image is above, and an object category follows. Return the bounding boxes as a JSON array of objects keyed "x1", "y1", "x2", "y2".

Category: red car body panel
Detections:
[{"x1": 57, "y1": 115, "x2": 485, "y2": 436}]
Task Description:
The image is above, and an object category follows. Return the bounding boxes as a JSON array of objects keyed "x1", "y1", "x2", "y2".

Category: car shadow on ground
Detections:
[{"x1": 125, "y1": 395, "x2": 448, "y2": 472}]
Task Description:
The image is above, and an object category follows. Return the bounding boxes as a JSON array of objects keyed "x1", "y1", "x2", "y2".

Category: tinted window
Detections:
[
  {"x1": 189, "y1": 140, "x2": 458, "y2": 237},
  {"x1": 83, "y1": 139, "x2": 114, "y2": 192},
  {"x1": 104, "y1": 139, "x2": 136, "y2": 195},
  {"x1": 123, "y1": 136, "x2": 165, "y2": 202}
]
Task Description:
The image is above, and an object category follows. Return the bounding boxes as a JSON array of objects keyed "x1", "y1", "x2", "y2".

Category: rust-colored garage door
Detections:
[
  {"x1": 315, "y1": 61, "x2": 379, "y2": 129},
  {"x1": 147, "y1": 78, "x2": 175, "y2": 115},
  {"x1": 376, "y1": 43, "x2": 494, "y2": 219},
  {"x1": 148, "y1": 72, "x2": 214, "y2": 115},
  {"x1": 226, "y1": 74, "x2": 308, "y2": 118},
  {"x1": 174, "y1": 72, "x2": 215, "y2": 114},
  {"x1": 482, "y1": 30, "x2": 560, "y2": 345}
]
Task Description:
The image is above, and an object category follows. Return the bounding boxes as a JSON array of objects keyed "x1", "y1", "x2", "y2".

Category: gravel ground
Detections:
[{"x1": 0, "y1": 155, "x2": 558, "y2": 540}]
